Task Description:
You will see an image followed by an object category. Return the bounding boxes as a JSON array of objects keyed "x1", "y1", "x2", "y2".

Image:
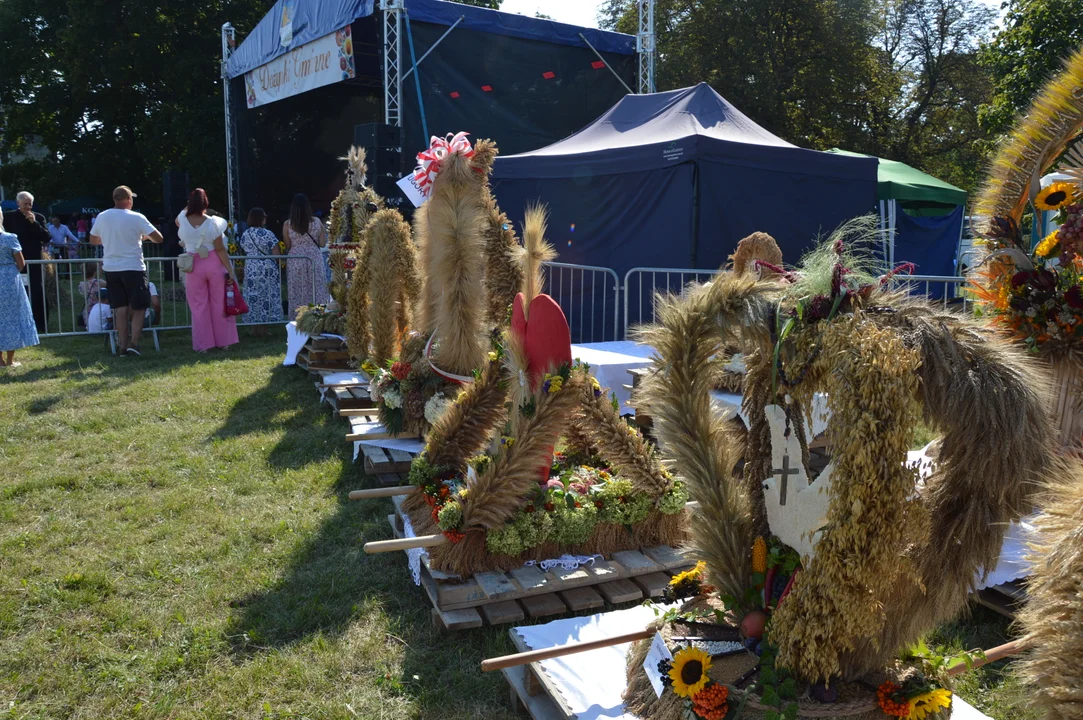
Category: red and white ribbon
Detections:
[
  {"x1": 424, "y1": 328, "x2": 476, "y2": 385},
  {"x1": 412, "y1": 132, "x2": 474, "y2": 195}
]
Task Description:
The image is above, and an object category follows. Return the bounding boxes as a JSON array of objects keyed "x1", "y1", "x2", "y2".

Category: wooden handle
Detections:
[
  {"x1": 946, "y1": 639, "x2": 1029, "y2": 676},
  {"x1": 481, "y1": 629, "x2": 655, "y2": 672},
  {"x1": 348, "y1": 486, "x2": 414, "y2": 500},
  {"x1": 363, "y1": 534, "x2": 447, "y2": 553}
]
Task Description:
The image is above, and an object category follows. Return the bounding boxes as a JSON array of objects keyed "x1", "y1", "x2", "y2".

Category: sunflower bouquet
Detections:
[{"x1": 973, "y1": 181, "x2": 1083, "y2": 358}]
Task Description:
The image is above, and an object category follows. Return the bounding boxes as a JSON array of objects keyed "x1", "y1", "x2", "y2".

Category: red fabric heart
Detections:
[
  {"x1": 511, "y1": 292, "x2": 572, "y2": 390},
  {"x1": 511, "y1": 292, "x2": 572, "y2": 481}
]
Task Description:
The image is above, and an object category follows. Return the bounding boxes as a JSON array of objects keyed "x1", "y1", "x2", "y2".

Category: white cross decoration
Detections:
[{"x1": 761, "y1": 404, "x2": 833, "y2": 561}]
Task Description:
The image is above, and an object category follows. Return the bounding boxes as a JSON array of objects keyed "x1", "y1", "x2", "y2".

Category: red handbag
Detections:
[{"x1": 224, "y1": 278, "x2": 249, "y2": 316}]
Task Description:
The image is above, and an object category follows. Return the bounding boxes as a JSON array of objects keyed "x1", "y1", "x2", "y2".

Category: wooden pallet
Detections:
[
  {"x1": 385, "y1": 494, "x2": 693, "y2": 631},
  {"x1": 361, "y1": 444, "x2": 415, "y2": 474},
  {"x1": 503, "y1": 625, "x2": 575, "y2": 720},
  {"x1": 975, "y1": 580, "x2": 1027, "y2": 619},
  {"x1": 346, "y1": 413, "x2": 420, "y2": 443},
  {"x1": 327, "y1": 384, "x2": 376, "y2": 413},
  {"x1": 297, "y1": 337, "x2": 352, "y2": 371}
]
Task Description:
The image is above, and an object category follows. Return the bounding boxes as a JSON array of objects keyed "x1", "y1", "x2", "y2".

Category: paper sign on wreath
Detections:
[{"x1": 397, "y1": 132, "x2": 474, "y2": 208}]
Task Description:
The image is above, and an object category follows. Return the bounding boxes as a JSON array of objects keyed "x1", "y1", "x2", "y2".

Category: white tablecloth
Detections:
[
  {"x1": 284, "y1": 321, "x2": 307, "y2": 366},
  {"x1": 282, "y1": 322, "x2": 347, "y2": 366},
  {"x1": 572, "y1": 342, "x2": 655, "y2": 415},
  {"x1": 513, "y1": 608, "x2": 995, "y2": 720}
]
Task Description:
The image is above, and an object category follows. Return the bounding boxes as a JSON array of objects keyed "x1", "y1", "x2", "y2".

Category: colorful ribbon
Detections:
[{"x1": 412, "y1": 131, "x2": 474, "y2": 195}]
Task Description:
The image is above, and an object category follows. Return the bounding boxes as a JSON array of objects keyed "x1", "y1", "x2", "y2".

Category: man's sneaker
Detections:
[{"x1": 126, "y1": 346, "x2": 141, "y2": 357}]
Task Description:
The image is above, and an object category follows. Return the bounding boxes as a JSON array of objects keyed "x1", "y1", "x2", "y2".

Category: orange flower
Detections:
[{"x1": 691, "y1": 683, "x2": 728, "y2": 720}]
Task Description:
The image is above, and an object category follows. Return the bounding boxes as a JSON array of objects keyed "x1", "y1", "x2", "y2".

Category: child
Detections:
[{"x1": 78, "y1": 263, "x2": 105, "y2": 328}]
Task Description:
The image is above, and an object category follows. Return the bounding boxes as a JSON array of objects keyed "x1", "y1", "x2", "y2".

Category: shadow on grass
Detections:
[
  {"x1": 3, "y1": 326, "x2": 287, "y2": 387},
  {"x1": 211, "y1": 361, "x2": 343, "y2": 469}
]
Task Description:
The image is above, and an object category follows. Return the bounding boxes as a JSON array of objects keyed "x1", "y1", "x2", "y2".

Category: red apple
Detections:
[{"x1": 741, "y1": 610, "x2": 768, "y2": 640}]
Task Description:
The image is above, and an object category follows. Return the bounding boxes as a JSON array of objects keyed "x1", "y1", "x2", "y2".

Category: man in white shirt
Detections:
[
  {"x1": 90, "y1": 186, "x2": 164, "y2": 356},
  {"x1": 47, "y1": 216, "x2": 79, "y2": 258}
]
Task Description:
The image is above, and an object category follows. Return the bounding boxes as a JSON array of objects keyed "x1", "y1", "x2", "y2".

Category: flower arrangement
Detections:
[
  {"x1": 294, "y1": 303, "x2": 346, "y2": 336},
  {"x1": 369, "y1": 346, "x2": 456, "y2": 438},
  {"x1": 973, "y1": 185, "x2": 1083, "y2": 357},
  {"x1": 407, "y1": 443, "x2": 689, "y2": 556}
]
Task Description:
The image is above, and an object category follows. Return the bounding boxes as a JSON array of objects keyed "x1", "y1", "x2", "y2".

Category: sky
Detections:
[
  {"x1": 499, "y1": 0, "x2": 604, "y2": 28},
  {"x1": 497, "y1": 0, "x2": 1004, "y2": 30}
]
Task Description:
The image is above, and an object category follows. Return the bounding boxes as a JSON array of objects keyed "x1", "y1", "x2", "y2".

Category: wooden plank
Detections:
[
  {"x1": 507, "y1": 630, "x2": 575, "y2": 720},
  {"x1": 631, "y1": 571, "x2": 672, "y2": 598},
  {"x1": 642, "y1": 545, "x2": 692, "y2": 571},
  {"x1": 362, "y1": 445, "x2": 414, "y2": 475},
  {"x1": 418, "y1": 564, "x2": 488, "y2": 611},
  {"x1": 611, "y1": 550, "x2": 660, "y2": 576},
  {"x1": 525, "y1": 665, "x2": 545, "y2": 696},
  {"x1": 500, "y1": 666, "x2": 566, "y2": 720},
  {"x1": 596, "y1": 578, "x2": 643, "y2": 605},
  {"x1": 475, "y1": 571, "x2": 518, "y2": 599},
  {"x1": 431, "y1": 607, "x2": 483, "y2": 631},
  {"x1": 558, "y1": 586, "x2": 604, "y2": 612},
  {"x1": 548, "y1": 565, "x2": 594, "y2": 589},
  {"x1": 345, "y1": 416, "x2": 394, "y2": 441},
  {"x1": 508, "y1": 565, "x2": 551, "y2": 592},
  {"x1": 519, "y1": 593, "x2": 566, "y2": 619},
  {"x1": 584, "y1": 559, "x2": 624, "y2": 582},
  {"x1": 480, "y1": 600, "x2": 526, "y2": 626}
]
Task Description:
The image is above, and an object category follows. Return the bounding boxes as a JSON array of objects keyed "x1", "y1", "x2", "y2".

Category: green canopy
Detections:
[{"x1": 827, "y1": 149, "x2": 966, "y2": 208}]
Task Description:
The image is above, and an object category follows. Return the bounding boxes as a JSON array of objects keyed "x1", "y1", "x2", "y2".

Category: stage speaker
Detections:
[{"x1": 354, "y1": 122, "x2": 402, "y2": 149}]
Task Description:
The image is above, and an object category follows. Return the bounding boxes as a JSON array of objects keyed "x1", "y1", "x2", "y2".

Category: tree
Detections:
[
  {"x1": 600, "y1": 0, "x2": 996, "y2": 193},
  {"x1": 979, "y1": 0, "x2": 1083, "y2": 135},
  {"x1": 868, "y1": 0, "x2": 997, "y2": 192},
  {"x1": 599, "y1": 0, "x2": 883, "y2": 151},
  {"x1": 0, "y1": 0, "x2": 266, "y2": 210}
]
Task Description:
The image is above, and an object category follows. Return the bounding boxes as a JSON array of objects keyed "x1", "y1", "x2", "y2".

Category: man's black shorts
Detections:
[{"x1": 104, "y1": 270, "x2": 151, "y2": 311}]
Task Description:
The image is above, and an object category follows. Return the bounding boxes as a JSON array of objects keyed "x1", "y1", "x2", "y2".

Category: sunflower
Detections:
[
  {"x1": 908, "y1": 688, "x2": 952, "y2": 719},
  {"x1": 669, "y1": 646, "x2": 712, "y2": 698},
  {"x1": 670, "y1": 560, "x2": 707, "y2": 587},
  {"x1": 1035, "y1": 182, "x2": 1077, "y2": 211},
  {"x1": 1034, "y1": 230, "x2": 1061, "y2": 258}
]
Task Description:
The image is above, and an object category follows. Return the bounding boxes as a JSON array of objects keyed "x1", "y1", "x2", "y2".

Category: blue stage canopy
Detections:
[
  {"x1": 491, "y1": 83, "x2": 879, "y2": 278},
  {"x1": 226, "y1": 0, "x2": 634, "y2": 79}
]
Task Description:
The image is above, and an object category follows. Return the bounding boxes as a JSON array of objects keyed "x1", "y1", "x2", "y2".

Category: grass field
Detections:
[{"x1": 0, "y1": 329, "x2": 1035, "y2": 719}]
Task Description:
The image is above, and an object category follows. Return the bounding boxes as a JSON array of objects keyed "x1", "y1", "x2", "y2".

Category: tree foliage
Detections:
[
  {"x1": 979, "y1": 0, "x2": 1083, "y2": 135},
  {"x1": 600, "y1": 0, "x2": 996, "y2": 193},
  {"x1": 0, "y1": 0, "x2": 268, "y2": 209}
]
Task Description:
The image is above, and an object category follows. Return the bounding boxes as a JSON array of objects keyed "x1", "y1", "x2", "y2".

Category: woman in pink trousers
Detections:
[{"x1": 176, "y1": 189, "x2": 239, "y2": 352}]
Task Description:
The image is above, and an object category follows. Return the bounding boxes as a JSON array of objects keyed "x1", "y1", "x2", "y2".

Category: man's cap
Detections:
[{"x1": 113, "y1": 185, "x2": 137, "y2": 201}]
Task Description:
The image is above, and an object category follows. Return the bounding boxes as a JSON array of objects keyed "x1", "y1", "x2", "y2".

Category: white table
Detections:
[
  {"x1": 511, "y1": 607, "x2": 995, "y2": 720},
  {"x1": 572, "y1": 342, "x2": 655, "y2": 415}
]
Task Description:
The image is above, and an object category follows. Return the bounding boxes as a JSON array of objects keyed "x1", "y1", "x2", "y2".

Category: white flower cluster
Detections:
[
  {"x1": 383, "y1": 387, "x2": 403, "y2": 409},
  {"x1": 368, "y1": 369, "x2": 388, "y2": 402},
  {"x1": 424, "y1": 393, "x2": 451, "y2": 425}
]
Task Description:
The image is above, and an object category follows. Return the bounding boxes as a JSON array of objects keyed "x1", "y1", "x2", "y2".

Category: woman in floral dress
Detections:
[
  {"x1": 0, "y1": 213, "x2": 40, "y2": 367},
  {"x1": 238, "y1": 207, "x2": 282, "y2": 335},
  {"x1": 282, "y1": 193, "x2": 329, "y2": 317}
]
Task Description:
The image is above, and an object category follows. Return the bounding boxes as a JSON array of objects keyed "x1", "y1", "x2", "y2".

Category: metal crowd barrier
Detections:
[
  {"x1": 23, "y1": 255, "x2": 317, "y2": 339},
  {"x1": 541, "y1": 261, "x2": 621, "y2": 344},
  {"x1": 23, "y1": 254, "x2": 973, "y2": 347},
  {"x1": 887, "y1": 274, "x2": 972, "y2": 312},
  {"x1": 623, "y1": 266, "x2": 721, "y2": 336}
]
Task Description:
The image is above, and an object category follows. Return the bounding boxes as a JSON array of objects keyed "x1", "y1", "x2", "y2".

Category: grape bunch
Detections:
[{"x1": 1058, "y1": 203, "x2": 1083, "y2": 257}]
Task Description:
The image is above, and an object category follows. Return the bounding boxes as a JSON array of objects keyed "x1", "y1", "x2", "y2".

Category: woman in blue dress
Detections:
[
  {"x1": 238, "y1": 207, "x2": 283, "y2": 335},
  {"x1": 0, "y1": 213, "x2": 40, "y2": 367}
]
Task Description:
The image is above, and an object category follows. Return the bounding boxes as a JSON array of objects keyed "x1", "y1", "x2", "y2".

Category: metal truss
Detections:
[
  {"x1": 221, "y1": 23, "x2": 237, "y2": 225},
  {"x1": 637, "y1": 0, "x2": 656, "y2": 94},
  {"x1": 381, "y1": 0, "x2": 404, "y2": 127}
]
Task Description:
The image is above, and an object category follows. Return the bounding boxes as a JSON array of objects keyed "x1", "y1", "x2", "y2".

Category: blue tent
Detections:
[{"x1": 491, "y1": 83, "x2": 878, "y2": 279}]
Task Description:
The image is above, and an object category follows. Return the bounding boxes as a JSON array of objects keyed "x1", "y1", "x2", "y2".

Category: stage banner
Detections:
[{"x1": 245, "y1": 24, "x2": 355, "y2": 109}]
